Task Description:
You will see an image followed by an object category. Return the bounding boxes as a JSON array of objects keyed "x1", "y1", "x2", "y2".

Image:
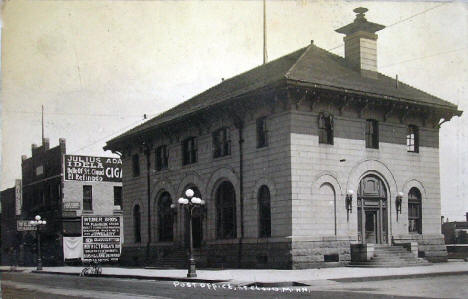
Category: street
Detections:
[{"x1": 1, "y1": 272, "x2": 467, "y2": 299}]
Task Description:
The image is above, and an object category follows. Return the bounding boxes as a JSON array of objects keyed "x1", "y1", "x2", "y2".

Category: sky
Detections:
[{"x1": 1, "y1": 0, "x2": 467, "y2": 220}]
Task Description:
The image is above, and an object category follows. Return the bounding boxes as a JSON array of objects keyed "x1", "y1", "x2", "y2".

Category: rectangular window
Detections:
[
  {"x1": 182, "y1": 137, "x2": 197, "y2": 165},
  {"x1": 256, "y1": 117, "x2": 268, "y2": 148},
  {"x1": 132, "y1": 154, "x2": 140, "y2": 177},
  {"x1": 114, "y1": 186, "x2": 122, "y2": 207},
  {"x1": 318, "y1": 112, "x2": 334, "y2": 145},
  {"x1": 83, "y1": 185, "x2": 92, "y2": 211},
  {"x1": 407, "y1": 125, "x2": 419, "y2": 153},
  {"x1": 213, "y1": 128, "x2": 231, "y2": 158},
  {"x1": 365, "y1": 119, "x2": 379, "y2": 149},
  {"x1": 155, "y1": 145, "x2": 169, "y2": 171}
]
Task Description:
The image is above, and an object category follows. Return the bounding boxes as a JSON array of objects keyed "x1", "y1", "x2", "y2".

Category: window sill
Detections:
[
  {"x1": 212, "y1": 154, "x2": 231, "y2": 162},
  {"x1": 82, "y1": 210, "x2": 93, "y2": 214}
]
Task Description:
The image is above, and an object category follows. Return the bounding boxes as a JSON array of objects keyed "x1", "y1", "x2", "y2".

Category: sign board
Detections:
[
  {"x1": 64, "y1": 155, "x2": 122, "y2": 182},
  {"x1": 15, "y1": 179, "x2": 22, "y2": 216},
  {"x1": 63, "y1": 202, "x2": 81, "y2": 211},
  {"x1": 17, "y1": 220, "x2": 37, "y2": 231},
  {"x1": 82, "y1": 216, "x2": 121, "y2": 262}
]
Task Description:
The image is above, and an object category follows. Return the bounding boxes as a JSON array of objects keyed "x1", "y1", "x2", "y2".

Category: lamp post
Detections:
[
  {"x1": 346, "y1": 189, "x2": 354, "y2": 222},
  {"x1": 396, "y1": 192, "x2": 403, "y2": 221},
  {"x1": 30, "y1": 215, "x2": 47, "y2": 270},
  {"x1": 173, "y1": 189, "x2": 205, "y2": 278}
]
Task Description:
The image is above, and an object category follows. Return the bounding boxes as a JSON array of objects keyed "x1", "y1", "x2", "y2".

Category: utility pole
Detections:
[
  {"x1": 263, "y1": 0, "x2": 268, "y2": 64},
  {"x1": 41, "y1": 105, "x2": 44, "y2": 143}
]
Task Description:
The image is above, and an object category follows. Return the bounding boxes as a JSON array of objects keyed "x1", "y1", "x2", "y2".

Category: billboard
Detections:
[
  {"x1": 82, "y1": 216, "x2": 121, "y2": 262},
  {"x1": 64, "y1": 155, "x2": 122, "y2": 182}
]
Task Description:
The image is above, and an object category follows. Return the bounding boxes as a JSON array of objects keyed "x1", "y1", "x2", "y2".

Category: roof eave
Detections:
[{"x1": 285, "y1": 79, "x2": 461, "y2": 113}]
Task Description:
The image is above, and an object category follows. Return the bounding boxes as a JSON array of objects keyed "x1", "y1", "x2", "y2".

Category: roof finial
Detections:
[{"x1": 353, "y1": 7, "x2": 368, "y2": 21}]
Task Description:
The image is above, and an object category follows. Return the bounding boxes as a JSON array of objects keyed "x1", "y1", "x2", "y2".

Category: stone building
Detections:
[
  {"x1": 1, "y1": 138, "x2": 123, "y2": 266},
  {"x1": 104, "y1": 8, "x2": 462, "y2": 268}
]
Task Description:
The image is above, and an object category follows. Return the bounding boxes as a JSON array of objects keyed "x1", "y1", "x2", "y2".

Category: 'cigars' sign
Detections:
[{"x1": 64, "y1": 155, "x2": 122, "y2": 182}]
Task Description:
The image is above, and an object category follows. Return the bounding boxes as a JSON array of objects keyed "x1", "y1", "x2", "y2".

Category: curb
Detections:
[
  {"x1": 31, "y1": 270, "x2": 229, "y2": 283},
  {"x1": 29, "y1": 269, "x2": 468, "y2": 286},
  {"x1": 330, "y1": 270, "x2": 468, "y2": 282}
]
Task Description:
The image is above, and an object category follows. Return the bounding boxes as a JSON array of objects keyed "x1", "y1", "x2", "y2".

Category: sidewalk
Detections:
[{"x1": 2, "y1": 261, "x2": 468, "y2": 284}]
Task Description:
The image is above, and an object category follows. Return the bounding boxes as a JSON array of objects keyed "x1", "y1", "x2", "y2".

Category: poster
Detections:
[{"x1": 82, "y1": 216, "x2": 121, "y2": 262}]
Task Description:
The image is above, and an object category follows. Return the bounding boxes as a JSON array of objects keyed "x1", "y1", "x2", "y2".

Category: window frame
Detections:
[
  {"x1": 258, "y1": 185, "x2": 271, "y2": 238},
  {"x1": 318, "y1": 112, "x2": 334, "y2": 145},
  {"x1": 132, "y1": 154, "x2": 140, "y2": 177},
  {"x1": 83, "y1": 185, "x2": 92, "y2": 211},
  {"x1": 256, "y1": 117, "x2": 268, "y2": 148},
  {"x1": 182, "y1": 137, "x2": 198, "y2": 165},
  {"x1": 155, "y1": 145, "x2": 169, "y2": 171},
  {"x1": 365, "y1": 119, "x2": 379, "y2": 149},
  {"x1": 157, "y1": 192, "x2": 174, "y2": 242},
  {"x1": 407, "y1": 125, "x2": 419, "y2": 153},
  {"x1": 408, "y1": 188, "x2": 422, "y2": 234},
  {"x1": 133, "y1": 204, "x2": 142, "y2": 243},
  {"x1": 113, "y1": 186, "x2": 122, "y2": 207},
  {"x1": 216, "y1": 181, "x2": 237, "y2": 240},
  {"x1": 212, "y1": 127, "x2": 231, "y2": 158}
]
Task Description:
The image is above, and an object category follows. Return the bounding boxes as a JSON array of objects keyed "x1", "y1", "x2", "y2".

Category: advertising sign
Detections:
[
  {"x1": 15, "y1": 179, "x2": 22, "y2": 216},
  {"x1": 17, "y1": 220, "x2": 37, "y2": 231},
  {"x1": 82, "y1": 216, "x2": 121, "y2": 262},
  {"x1": 63, "y1": 202, "x2": 81, "y2": 211},
  {"x1": 64, "y1": 155, "x2": 122, "y2": 182}
]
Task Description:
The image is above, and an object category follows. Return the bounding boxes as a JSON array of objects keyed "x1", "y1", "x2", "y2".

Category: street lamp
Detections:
[
  {"x1": 174, "y1": 189, "x2": 205, "y2": 278},
  {"x1": 30, "y1": 215, "x2": 47, "y2": 270}
]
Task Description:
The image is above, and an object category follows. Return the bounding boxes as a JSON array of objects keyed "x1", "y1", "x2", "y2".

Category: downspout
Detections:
[
  {"x1": 237, "y1": 123, "x2": 244, "y2": 268},
  {"x1": 144, "y1": 143, "x2": 152, "y2": 265}
]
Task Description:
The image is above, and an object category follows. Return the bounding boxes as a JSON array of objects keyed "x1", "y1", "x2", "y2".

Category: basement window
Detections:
[{"x1": 324, "y1": 254, "x2": 339, "y2": 262}]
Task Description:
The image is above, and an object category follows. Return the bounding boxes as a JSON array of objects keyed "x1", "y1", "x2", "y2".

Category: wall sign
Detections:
[
  {"x1": 82, "y1": 216, "x2": 121, "y2": 262},
  {"x1": 17, "y1": 220, "x2": 37, "y2": 231},
  {"x1": 64, "y1": 155, "x2": 122, "y2": 182},
  {"x1": 15, "y1": 179, "x2": 22, "y2": 216},
  {"x1": 63, "y1": 202, "x2": 81, "y2": 211}
]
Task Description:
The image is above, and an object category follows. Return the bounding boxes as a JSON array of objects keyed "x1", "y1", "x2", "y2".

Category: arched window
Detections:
[
  {"x1": 216, "y1": 181, "x2": 236, "y2": 239},
  {"x1": 133, "y1": 205, "x2": 141, "y2": 243},
  {"x1": 258, "y1": 185, "x2": 271, "y2": 238},
  {"x1": 408, "y1": 188, "x2": 422, "y2": 234},
  {"x1": 158, "y1": 192, "x2": 173, "y2": 242}
]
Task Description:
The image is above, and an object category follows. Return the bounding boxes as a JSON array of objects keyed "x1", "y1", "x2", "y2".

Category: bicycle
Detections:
[{"x1": 80, "y1": 261, "x2": 102, "y2": 277}]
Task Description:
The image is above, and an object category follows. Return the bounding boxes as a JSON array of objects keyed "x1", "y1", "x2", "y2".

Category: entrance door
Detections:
[
  {"x1": 357, "y1": 175, "x2": 388, "y2": 244},
  {"x1": 365, "y1": 210, "x2": 377, "y2": 244}
]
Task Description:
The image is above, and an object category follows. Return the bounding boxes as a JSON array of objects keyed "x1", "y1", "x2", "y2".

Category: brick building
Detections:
[
  {"x1": 1, "y1": 185, "x2": 18, "y2": 265},
  {"x1": 104, "y1": 8, "x2": 462, "y2": 268},
  {"x1": 1, "y1": 138, "x2": 123, "y2": 266}
]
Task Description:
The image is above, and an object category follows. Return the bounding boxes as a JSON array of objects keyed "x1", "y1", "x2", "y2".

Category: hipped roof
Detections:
[{"x1": 105, "y1": 43, "x2": 461, "y2": 149}]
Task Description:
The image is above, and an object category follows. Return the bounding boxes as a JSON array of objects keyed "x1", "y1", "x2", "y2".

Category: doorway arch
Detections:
[{"x1": 357, "y1": 175, "x2": 388, "y2": 244}]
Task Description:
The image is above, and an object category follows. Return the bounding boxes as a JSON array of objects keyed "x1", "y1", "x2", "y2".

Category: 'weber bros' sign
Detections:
[
  {"x1": 82, "y1": 216, "x2": 121, "y2": 262},
  {"x1": 64, "y1": 155, "x2": 122, "y2": 182}
]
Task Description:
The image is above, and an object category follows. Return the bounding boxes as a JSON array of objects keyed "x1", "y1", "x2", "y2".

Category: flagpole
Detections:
[{"x1": 263, "y1": 0, "x2": 268, "y2": 64}]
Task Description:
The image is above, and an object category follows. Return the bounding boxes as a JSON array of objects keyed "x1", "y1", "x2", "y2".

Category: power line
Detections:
[
  {"x1": 4, "y1": 110, "x2": 146, "y2": 118},
  {"x1": 71, "y1": 116, "x2": 153, "y2": 153},
  {"x1": 380, "y1": 46, "x2": 468, "y2": 69},
  {"x1": 327, "y1": 3, "x2": 448, "y2": 52}
]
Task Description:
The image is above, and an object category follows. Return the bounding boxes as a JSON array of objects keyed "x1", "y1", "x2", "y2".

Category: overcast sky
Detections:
[{"x1": 1, "y1": 0, "x2": 467, "y2": 220}]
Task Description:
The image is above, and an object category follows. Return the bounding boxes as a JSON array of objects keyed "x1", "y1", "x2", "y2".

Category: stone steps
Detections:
[{"x1": 349, "y1": 245, "x2": 430, "y2": 268}]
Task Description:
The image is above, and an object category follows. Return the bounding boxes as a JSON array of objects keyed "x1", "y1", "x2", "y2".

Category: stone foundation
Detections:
[
  {"x1": 291, "y1": 239, "x2": 353, "y2": 269},
  {"x1": 393, "y1": 234, "x2": 448, "y2": 262}
]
